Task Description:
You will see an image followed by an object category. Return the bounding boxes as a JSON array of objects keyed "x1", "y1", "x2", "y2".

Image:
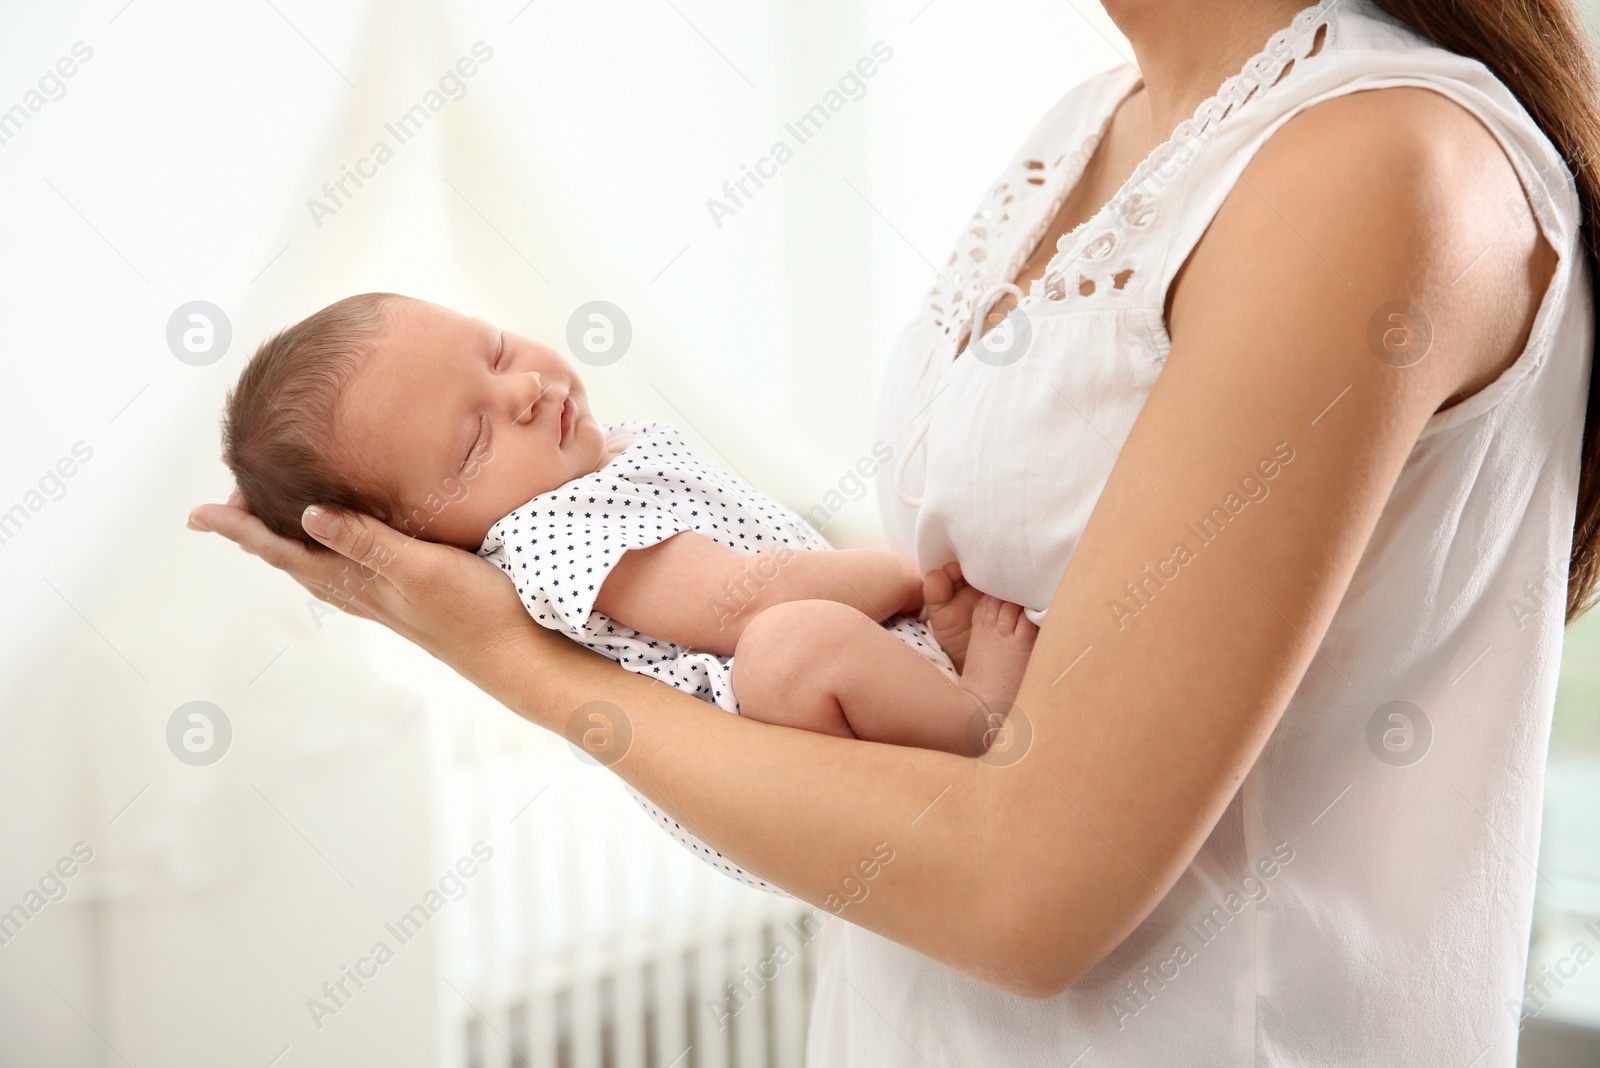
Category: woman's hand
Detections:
[{"x1": 186, "y1": 496, "x2": 551, "y2": 702}]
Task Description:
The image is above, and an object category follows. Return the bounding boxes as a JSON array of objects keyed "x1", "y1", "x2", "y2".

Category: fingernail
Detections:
[
  {"x1": 187, "y1": 513, "x2": 211, "y2": 532},
  {"x1": 303, "y1": 505, "x2": 339, "y2": 539}
]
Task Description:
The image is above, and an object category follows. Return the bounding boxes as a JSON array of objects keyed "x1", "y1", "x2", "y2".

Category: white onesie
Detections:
[{"x1": 478, "y1": 420, "x2": 953, "y2": 891}]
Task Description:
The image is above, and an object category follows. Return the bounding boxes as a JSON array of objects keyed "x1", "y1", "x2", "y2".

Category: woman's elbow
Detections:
[
  {"x1": 962, "y1": 872, "x2": 1142, "y2": 999},
  {"x1": 959, "y1": 903, "x2": 1101, "y2": 1000},
  {"x1": 978, "y1": 939, "x2": 1092, "y2": 1001}
]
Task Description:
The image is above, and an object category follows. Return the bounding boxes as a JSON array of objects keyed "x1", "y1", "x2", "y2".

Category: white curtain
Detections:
[{"x1": 0, "y1": 1, "x2": 1126, "y2": 1065}]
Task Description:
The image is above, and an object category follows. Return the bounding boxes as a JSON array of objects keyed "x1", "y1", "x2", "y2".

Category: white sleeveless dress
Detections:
[{"x1": 810, "y1": 1, "x2": 1594, "y2": 1064}]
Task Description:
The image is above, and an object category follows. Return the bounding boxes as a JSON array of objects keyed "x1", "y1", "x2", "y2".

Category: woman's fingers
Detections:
[
  {"x1": 190, "y1": 494, "x2": 529, "y2": 670},
  {"x1": 204, "y1": 496, "x2": 560, "y2": 720},
  {"x1": 300, "y1": 505, "x2": 418, "y2": 581},
  {"x1": 187, "y1": 502, "x2": 392, "y2": 623},
  {"x1": 188, "y1": 502, "x2": 332, "y2": 578},
  {"x1": 187, "y1": 501, "x2": 390, "y2": 618}
]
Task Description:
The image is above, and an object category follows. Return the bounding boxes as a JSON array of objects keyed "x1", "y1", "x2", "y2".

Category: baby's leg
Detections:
[{"x1": 732, "y1": 599, "x2": 1026, "y2": 756}]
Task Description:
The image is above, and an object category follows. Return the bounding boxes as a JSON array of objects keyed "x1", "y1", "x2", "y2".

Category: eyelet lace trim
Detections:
[
  {"x1": 922, "y1": 0, "x2": 1336, "y2": 364},
  {"x1": 1041, "y1": 3, "x2": 1333, "y2": 302},
  {"x1": 898, "y1": 0, "x2": 1338, "y2": 508}
]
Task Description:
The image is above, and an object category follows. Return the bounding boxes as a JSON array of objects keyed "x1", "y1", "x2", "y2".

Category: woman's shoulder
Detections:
[{"x1": 1184, "y1": 82, "x2": 1561, "y2": 425}]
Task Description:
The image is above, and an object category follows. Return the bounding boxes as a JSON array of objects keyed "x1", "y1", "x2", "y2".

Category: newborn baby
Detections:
[{"x1": 222, "y1": 293, "x2": 1039, "y2": 758}]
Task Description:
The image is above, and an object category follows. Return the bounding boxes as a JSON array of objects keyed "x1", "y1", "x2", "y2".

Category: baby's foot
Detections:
[
  {"x1": 925, "y1": 562, "x2": 984, "y2": 673},
  {"x1": 958, "y1": 594, "x2": 1039, "y2": 718}
]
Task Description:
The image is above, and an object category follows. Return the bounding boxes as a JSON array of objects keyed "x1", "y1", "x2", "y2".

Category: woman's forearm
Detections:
[
  {"x1": 474, "y1": 623, "x2": 1147, "y2": 997},
  {"x1": 184, "y1": 499, "x2": 1088, "y2": 988}
]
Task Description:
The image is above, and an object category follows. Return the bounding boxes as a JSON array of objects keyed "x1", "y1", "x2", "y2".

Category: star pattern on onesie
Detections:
[
  {"x1": 477, "y1": 421, "x2": 953, "y2": 893},
  {"x1": 477, "y1": 421, "x2": 832, "y2": 892}
]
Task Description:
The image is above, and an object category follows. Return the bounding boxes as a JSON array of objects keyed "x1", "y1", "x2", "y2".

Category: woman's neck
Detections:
[{"x1": 1103, "y1": 0, "x2": 1317, "y2": 138}]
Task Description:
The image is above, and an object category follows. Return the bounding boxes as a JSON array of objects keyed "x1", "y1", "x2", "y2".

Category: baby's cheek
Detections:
[{"x1": 454, "y1": 490, "x2": 504, "y2": 542}]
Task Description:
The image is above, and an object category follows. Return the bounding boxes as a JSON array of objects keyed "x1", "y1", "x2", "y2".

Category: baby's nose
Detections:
[{"x1": 513, "y1": 371, "x2": 545, "y2": 423}]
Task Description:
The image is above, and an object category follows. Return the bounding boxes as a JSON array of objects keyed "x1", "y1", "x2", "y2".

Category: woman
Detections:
[{"x1": 190, "y1": 0, "x2": 1600, "y2": 1063}]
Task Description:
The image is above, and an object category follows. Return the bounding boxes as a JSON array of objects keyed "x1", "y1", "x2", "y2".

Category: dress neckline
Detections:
[
  {"x1": 1032, "y1": 0, "x2": 1343, "y2": 300},
  {"x1": 996, "y1": 66, "x2": 1143, "y2": 304}
]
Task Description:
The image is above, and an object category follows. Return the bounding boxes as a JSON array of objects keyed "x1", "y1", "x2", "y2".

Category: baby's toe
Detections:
[
  {"x1": 994, "y1": 599, "x2": 1023, "y2": 633},
  {"x1": 974, "y1": 593, "x2": 1003, "y2": 630},
  {"x1": 923, "y1": 567, "x2": 954, "y2": 608}
]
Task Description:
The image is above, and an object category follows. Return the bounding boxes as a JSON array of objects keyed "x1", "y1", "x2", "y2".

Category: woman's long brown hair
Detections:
[{"x1": 1371, "y1": 0, "x2": 1600, "y2": 624}]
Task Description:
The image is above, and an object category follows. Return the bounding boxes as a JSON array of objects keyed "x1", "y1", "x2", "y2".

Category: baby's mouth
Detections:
[{"x1": 559, "y1": 396, "x2": 574, "y2": 441}]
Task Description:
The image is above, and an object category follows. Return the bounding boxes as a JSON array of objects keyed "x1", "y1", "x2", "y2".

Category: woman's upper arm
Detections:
[{"x1": 985, "y1": 87, "x2": 1548, "y2": 991}]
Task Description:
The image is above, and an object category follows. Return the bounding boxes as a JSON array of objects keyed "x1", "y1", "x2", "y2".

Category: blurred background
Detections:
[{"x1": 0, "y1": 1, "x2": 1596, "y2": 1065}]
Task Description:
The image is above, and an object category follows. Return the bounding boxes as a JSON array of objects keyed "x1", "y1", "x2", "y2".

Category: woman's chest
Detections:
[
  {"x1": 878, "y1": 74, "x2": 1197, "y2": 611},
  {"x1": 905, "y1": 302, "x2": 1171, "y2": 619},
  {"x1": 965, "y1": 83, "x2": 1188, "y2": 347}
]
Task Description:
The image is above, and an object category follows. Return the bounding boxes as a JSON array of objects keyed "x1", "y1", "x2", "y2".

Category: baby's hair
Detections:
[{"x1": 221, "y1": 292, "x2": 405, "y2": 548}]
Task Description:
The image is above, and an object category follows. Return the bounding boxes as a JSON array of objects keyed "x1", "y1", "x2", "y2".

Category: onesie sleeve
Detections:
[{"x1": 477, "y1": 479, "x2": 692, "y2": 643}]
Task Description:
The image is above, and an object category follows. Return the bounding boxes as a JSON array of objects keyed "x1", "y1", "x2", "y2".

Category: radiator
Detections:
[{"x1": 432, "y1": 707, "x2": 823, "y2": 1068}]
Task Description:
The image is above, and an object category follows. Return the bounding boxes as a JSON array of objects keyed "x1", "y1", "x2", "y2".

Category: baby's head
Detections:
[{"x1": 223, "y1": 293, "x2": 606, "y2": 550}]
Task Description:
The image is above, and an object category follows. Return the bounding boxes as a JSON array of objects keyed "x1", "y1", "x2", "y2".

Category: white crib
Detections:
[{"x1": 431, "y1": 701, "x2": 823, "y2": 1068}]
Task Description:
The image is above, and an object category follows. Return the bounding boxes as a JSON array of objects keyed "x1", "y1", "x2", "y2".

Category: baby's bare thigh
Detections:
[
  {"x1": 731, "y1": 599, "x2": 976, "y2": 754},
  {"x1": 731, "y1": 599, "x2": 910, "y2": 735}
]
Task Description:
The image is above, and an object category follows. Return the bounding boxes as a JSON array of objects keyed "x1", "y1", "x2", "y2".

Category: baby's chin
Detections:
[{"x1": 575, "y1": 420, "x2": 614, "y2": 473}]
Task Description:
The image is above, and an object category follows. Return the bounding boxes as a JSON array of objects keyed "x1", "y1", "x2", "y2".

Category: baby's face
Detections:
[{"x1": 332, "y1": 298, "x2": 608, "y2": 548}]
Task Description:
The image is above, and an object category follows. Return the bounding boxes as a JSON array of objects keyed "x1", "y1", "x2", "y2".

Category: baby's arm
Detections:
[{"x1": 591, "y1": 533, "x2": 921, "y2": 657}]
